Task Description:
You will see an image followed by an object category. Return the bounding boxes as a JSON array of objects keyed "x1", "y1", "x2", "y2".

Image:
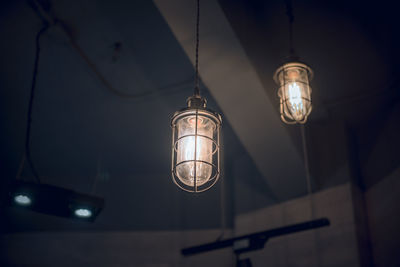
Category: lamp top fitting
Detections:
[
  {"x1": 187, "y1": 95, "x2": 207, "y2": 108},
  {"x1": 273, "y1": 61, "x2": 314, "y2": 84}
]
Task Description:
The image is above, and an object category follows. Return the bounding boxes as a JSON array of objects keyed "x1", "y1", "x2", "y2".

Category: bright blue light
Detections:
[
  {"x1": 74, "y1": 208, "x2": 92, "y2": 218},
  {"x1": 14, "y1": 194, "x2": 31, "y2": 205}
]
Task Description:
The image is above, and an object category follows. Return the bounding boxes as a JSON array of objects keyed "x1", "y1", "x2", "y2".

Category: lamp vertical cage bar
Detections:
[{"x1": 193, "y1": 109, "x2": 198, "y2": 192}]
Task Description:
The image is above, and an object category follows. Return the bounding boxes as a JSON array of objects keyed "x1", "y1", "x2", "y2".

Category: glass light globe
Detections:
[
  {"x1": 171, "y1": 96, "x2": 221, "y2": 192},
  {"x1": 274, "y1": 62, "x2": 313, "y2": 124},
  {"x1": 176, "y1": 115, "x2": 215, "y2": 186}
]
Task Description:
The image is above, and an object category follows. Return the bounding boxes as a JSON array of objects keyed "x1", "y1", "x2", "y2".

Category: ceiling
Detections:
[{"x1": 0, "y1": 0, "x2": 399, "y2": 232}]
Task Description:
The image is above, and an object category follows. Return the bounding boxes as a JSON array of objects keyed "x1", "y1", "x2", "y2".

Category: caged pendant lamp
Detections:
[
  {"x1": 273, "y1": 0, "x2": 313, "y2": 124},
  {"x1": 171, "y1": 0, "x2": 222, "y2": 192}
]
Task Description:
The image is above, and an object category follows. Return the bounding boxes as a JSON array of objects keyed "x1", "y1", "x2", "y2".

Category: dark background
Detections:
[{"x1": 0, "y1": 0, "x2": 399, "y2": 266}]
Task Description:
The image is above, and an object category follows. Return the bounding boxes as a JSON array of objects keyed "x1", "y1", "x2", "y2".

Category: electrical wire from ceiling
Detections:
[
  {"x1": 29, "y1": 0, "x2": 193, "y2": 100},
  {"x1": 20, "y1": 0, "x2": 198, "y2": 186},
  {"x1": 284, "y1": 0, "x2": 295, "y2": 57},
  {"x1": 194, "y1": 0, "x2": 200, "y2": 96},
  {"x1": 23, "y1": 23, "x2": 50, "y2": 184},
  {"x1": 22, "y1": 0, "x2": 196, "y2": 185},
  {"x1": 15, "y1": 153, "x2": 26, "y2": 181}
]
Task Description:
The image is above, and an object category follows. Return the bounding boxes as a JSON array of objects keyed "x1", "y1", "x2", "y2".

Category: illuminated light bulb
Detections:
[
  {"x1": 176, "y1": 115, "x2": 214, "y2": 186},
  {"x1": 14, "y1": 194, "x2": 32, "y2": 205},
  {"x1": 274, "y1": 62, "x2": 313, "y2": 124},
  {"x1": 171, "y1": 96, "x2": 222, "y2": 192},
  {"x1": 287, "y1": 82, "x2": 305, "y2": 120},
  {"x1": 74, "y1": 208, "x2": 92, "y2": 218}
]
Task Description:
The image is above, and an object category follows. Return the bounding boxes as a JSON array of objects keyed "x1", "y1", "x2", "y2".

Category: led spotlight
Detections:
[
  {"x1": 14, "y1": 194, "x2": 32, "y2": 205},
  {"x1": 74, "y1": 208, "x2": 92, "y2": 218},
  {"x1": 7, "y1": 180, "x2": 104, "y2": 222}
]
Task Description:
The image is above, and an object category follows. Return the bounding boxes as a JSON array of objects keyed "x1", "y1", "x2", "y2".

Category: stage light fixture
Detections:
[{"x1": 7, "y1": 180, "x2": 104, "y2": 222}]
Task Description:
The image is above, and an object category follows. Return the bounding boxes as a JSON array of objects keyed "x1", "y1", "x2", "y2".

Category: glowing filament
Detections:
[{"x1": 288, "y1": 82, "x2": 304, "y2": 113}]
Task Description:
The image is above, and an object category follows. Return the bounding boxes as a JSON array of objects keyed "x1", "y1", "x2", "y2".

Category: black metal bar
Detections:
[{"x1": 182, "y1": 218, "x2": 330, "y2": 256}]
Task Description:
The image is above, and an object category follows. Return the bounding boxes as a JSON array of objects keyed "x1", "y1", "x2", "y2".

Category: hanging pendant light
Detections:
[
  {"x1": 274, "y1": 62, "x2": 313, "y2": 124},
  {"x1": 171, "y1": 0, "x2": 222, "y2": 192},
  {"x1": 274, "y1": 0, "x2": 314, "y2": 124}
]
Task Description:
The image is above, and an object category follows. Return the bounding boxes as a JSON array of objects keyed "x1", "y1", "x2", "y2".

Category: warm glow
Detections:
[{"x1": 176, "y1": 115, "x2": 214, "y2": 186}]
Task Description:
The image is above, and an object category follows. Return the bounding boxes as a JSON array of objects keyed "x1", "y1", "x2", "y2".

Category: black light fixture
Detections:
[
  {"x1": 274, "y1": 0, "x2": 314, "y2": 124},
  {"x1": 7, "y1": 180, "x2": 104, "y2": 221},
  {"x1": 171, "y1": 0, "x2": 222, "y2": 192},
  {"x1": 6, "y1": 19, "x2": 105, "y2": 222}
]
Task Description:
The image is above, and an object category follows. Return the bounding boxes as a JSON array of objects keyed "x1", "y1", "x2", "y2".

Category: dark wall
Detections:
[{"x1": 365, "y1": 167, "x2": 400, "y2": 267}]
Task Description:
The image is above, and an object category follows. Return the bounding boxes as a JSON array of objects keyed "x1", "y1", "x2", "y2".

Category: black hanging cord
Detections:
[
  {"x1": 284, "y1": 0, "x2": 295, "y2": 56},
  {"x1": 194, "y1": 0, "x2": 200, "y2": 96},
  {"x1": 25, "y1": 24, "x2": 49, "y2": 183}
]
